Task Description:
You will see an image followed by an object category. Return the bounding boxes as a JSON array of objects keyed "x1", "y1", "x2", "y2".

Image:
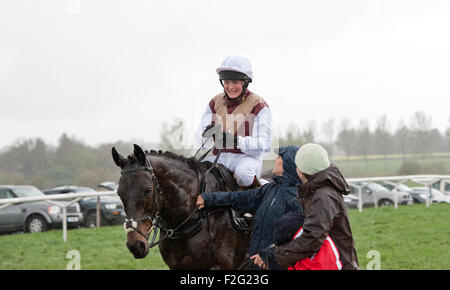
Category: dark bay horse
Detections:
[{"x1": 112, "y1": 144, "x2": 250, "y2": 269}]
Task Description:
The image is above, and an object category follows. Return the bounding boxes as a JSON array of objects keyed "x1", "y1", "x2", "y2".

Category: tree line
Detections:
[
  {"x1": 279, "y1": 111, "x2": 450, "y2": 159},
  {"x1": 0, "y1": 111, "x2": 449, "y2": 189}
]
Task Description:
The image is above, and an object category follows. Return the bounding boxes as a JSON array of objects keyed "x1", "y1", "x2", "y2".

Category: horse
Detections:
[{"x1": 111, "y1": 144, "x2": 251, "y2": 269}]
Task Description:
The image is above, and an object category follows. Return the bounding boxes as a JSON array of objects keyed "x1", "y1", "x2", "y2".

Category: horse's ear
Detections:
[
  {"x1": 133, "y1": 144, "x2": 147, "y2": 166},
  {"x1": 112, "y1": 147, "x2": 127, "y2": 168}
]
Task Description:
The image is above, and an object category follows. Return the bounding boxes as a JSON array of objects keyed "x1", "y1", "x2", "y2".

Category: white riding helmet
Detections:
[{"x1": 216, "y1": 55, "x2": 253, "y2": 82}]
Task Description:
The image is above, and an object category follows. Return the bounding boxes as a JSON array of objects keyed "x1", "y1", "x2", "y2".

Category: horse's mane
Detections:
[
  {"x1": 124, "y1": 149, "x2": 203, "y2": 173},
  {"x1": 124, "y1": 149, "x2": 199, "y2": 170}
]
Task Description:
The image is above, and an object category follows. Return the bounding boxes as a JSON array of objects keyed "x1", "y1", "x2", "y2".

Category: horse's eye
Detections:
[{"x1": 144, "y1": 189, "x2": 152, "y2": 197}]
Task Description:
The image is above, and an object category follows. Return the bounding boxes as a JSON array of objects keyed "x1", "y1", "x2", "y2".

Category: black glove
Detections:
[{"x1": 202, "y1": 123, "x2": 222, "y2": 139}]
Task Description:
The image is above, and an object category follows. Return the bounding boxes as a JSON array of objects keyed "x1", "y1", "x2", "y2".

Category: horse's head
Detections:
[{"x1": 112, "y1": 144, "x2": 155, "y2": 259}]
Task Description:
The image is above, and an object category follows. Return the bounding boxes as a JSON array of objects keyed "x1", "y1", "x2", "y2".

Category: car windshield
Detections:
[
  {"x1": 367, "y1": 183, "x2": 388, "y2": 192},
  {"x1": 11, "y1": 187, "x2": 45, "y2": 198},
  {"x1": 394, "y1": 184, "x2": 411, "y2": 192},
  {"x1": 74, "y1": 187, "x2": 95, "y2": 193}
]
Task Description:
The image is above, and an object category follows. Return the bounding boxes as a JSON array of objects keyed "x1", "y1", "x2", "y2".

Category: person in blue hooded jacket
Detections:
[{"x1": 196, "y1": 145, "x2": 304, "y2": 269}]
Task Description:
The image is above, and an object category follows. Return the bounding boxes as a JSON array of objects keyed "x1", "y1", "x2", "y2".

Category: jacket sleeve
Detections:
[
  {"x1": 260, "y1": 247, "x2": 281, "y2": 270},
  {"x1": 201, "y1": 184, "x2": 269, "y2": 214},
  {"x1": 274, "y1": 190, "x2": 340, "y2": 269},
  {"x1": 236, "y1": 106, "x2": 272, "y2": 156}
]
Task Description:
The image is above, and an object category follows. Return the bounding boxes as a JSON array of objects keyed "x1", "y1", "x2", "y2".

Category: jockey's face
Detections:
[{"x1": 223, "y1": 80, "x2": 244, "y2": 99}]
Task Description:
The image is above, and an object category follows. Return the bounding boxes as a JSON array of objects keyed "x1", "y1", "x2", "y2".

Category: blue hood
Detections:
[{"x1": 276, "y1": 146, "x2": 302, "y2": 185}]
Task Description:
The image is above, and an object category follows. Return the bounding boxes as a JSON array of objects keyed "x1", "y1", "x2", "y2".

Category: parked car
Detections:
[
  {"x1": 98, "y1": 182, "x2": 118, "y2": 191},
  {"x1": 430, "y1": 179, "x2": 450, "y2": 195},
  {"x1": 377, "y1": 182, "x2": 426, "y2": 204},
  {"x1": 344, "y1": 194, "x2": 359, "y2": 209},
  {"x1": 42, "y1": 186, "x2": 125, "y2": 228},
  {"x1": 411, "y1": 187, "x2": 450, "y2": 204},
  {"x1": 0, "y1": 185, "x2": 82, "y2": 234},
  {"x1": 348, "y1": 182, "x2": 413, "y2": 207}
]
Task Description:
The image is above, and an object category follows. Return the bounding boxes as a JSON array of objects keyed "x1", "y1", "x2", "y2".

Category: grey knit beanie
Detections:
[{"x1": 296, "y1": 143, "x2": 330, "y2": 175}]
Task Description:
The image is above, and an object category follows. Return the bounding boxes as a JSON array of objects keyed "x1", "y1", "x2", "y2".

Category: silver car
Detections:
[
  {"x1": 0, "y1": 185, "x2": 83, "y2": 233},
  {"x1": 349, "y1": 182, "x2": 413, "y2": 207},
  {"x1": 411, "y1": 187, "x2": 450, "y2": 204}
]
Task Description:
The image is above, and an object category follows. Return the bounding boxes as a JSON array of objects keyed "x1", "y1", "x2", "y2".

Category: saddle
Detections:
[{"x1": 197, "y1": 161, "x2": 255, "y2": 232}]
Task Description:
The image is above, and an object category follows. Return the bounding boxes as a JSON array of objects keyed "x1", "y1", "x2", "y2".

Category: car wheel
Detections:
[
  {"x1": 26, "y1": 215, "x2": 47, "y2": 233},
  {"x1": 378, "y1": 199, "x2": 394, "y2": 207}
]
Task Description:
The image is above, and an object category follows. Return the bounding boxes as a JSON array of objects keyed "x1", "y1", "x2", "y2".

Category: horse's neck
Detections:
[{"x1": 149, "y1": 156, "x2": 197, "y2": 225}]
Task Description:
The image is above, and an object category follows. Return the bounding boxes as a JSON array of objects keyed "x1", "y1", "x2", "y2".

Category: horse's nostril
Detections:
[
  {"x1": 137, "y1": 240, "x2": 146, "y2": 252},
  {"x1": 126, "y1": 240, "x2": 148, "y2": 259}
]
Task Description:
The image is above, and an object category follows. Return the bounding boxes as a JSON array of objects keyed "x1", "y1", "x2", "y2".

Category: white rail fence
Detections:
[
  {"x1": 346, "y1": 175, "x2": 450, "y2": 212},
  {"x1": 0, "y1": 191, "x2": 118, "y2": 242},
  {"x1": 1, "y1": 175, "x2": 449, "y2": 242}
]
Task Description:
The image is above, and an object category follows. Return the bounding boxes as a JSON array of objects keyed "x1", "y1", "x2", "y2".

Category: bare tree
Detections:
[
  {"x1": 336, "y1": 118, "x2": 356, "y2": 159},
  {"x1": 394, "y1": 120, "x2": 410, "y2": 159},
  {"x1": 409, "y1": 111, "x2": 433, "y2": 163},
  {"x1": 356, "y1": 118, "x2": 371, "y2": 173},
  {"x1": 374, "y1": 114, "x2": 392, "y2": 173},
  {"x1": 446, "y1": 116, "x2": 450, "y2": 151},
  {"x1": 302, "y1": 120, "x2": 316, "y2": 144},
  {"x1": 281, "y1": 122, "x2": 303, "y2": 146},
  {"x1": 321, "y1": 118, "x2": 335, "y2": 156}
]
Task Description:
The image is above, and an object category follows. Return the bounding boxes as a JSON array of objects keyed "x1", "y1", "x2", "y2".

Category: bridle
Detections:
[{"x1": 121, "y1": 157, "x2": 204, "y2": 248}]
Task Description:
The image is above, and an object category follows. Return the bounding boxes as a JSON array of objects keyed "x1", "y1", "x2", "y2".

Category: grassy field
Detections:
[
  {"x1": 335, "y1": 157, "x2": 450, "y2": 178},
  {"x1": 262, "y1": 154, "x2": 450, "y2": 178},
  {"x1": 0, "y1": 203, "x2": 448, "y2": 270}
]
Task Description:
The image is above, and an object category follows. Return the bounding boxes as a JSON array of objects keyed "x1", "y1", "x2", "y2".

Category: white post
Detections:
[
  {"x1": 426, "y1": 184, "x2": 431, "y2": 208},
  {"x1": 96, "y1": 196, "x2": 101, "y2": 228},
  {"x1": 48, "y1": 198, "x2": 81, "y2": 242},
  {"x1": 0, "y1": 191, "x2": 118, "y2": 243},
  {"x1": 358, "y1": 187, "x2": 363, "y2": 213},
  {"x1": 393, "y1": 180, "x2": 404, "y2": 210},
  {"x1": 62, "y1": 207, "x2": 67, "y2": 243},
  {"x1": 373, "y1": 189, "x2": 378, "y2": 209}
]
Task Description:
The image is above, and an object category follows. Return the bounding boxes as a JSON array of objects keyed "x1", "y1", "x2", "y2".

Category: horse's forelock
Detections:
[{"x1": 127, "y1": 155, "x2": 136, "y2": 164}]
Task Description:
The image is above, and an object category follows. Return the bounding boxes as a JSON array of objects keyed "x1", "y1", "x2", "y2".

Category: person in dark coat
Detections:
[
  {"x1": 196, "y1": 145, "x2": 304, "y2": 269},
  {"x1": 273, "y1": 211, "x2": 305, "y2": 248},
  {"x1": 274, "y1": 210, "x2": 344, "y2": 270},
  {"x1": 274, "y1": 143, "x2": 359, "y2": 270}
]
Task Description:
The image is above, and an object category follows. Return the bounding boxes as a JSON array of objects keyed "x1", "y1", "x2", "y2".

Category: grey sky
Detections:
[{"x1": 1, "y1": 0, "x2": 449, "y2": 149}]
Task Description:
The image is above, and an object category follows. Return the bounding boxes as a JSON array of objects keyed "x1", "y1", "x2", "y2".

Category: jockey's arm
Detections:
[{"x1": 236, "y1": 106, "x2": 272, "y2": 156}]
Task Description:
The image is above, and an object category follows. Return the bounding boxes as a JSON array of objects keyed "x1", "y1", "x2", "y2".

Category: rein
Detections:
[{"x1": 121, "y1": 156, "x2": 209, "y2": 248}]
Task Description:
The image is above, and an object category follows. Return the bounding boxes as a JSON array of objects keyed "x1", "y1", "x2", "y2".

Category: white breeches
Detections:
[{"x1": 206, "y1": 152, "x2": 262, "y2": 187}]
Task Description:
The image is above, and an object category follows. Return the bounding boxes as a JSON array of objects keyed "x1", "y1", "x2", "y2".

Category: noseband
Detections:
[{"x1": 121, "y1": 157, "x2": 204, "y2": 248}]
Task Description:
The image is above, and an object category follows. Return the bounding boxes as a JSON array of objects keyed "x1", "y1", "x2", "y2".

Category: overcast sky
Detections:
[{"x1": 1, "y1": 0, "x2": 450, "y2": 150}]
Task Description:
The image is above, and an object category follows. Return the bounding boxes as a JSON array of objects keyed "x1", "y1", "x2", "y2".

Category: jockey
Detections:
[{"x1": 198, "y1": 55, "x2": 272, "y2": 187}]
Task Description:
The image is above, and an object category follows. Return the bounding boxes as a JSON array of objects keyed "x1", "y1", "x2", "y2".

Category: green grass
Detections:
[
  {"x1": 0, "y1": 226, "x2": 168, "y2": 270},
  {"x1": 333, "y1": 156, "x2": 450, "y2": 178},
  {"x1": 0, "y1": 203, "x2": 448, "y2": 270},
  {"x1": 348, "y1": 203, "x2": 450, "y2": 270}
]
